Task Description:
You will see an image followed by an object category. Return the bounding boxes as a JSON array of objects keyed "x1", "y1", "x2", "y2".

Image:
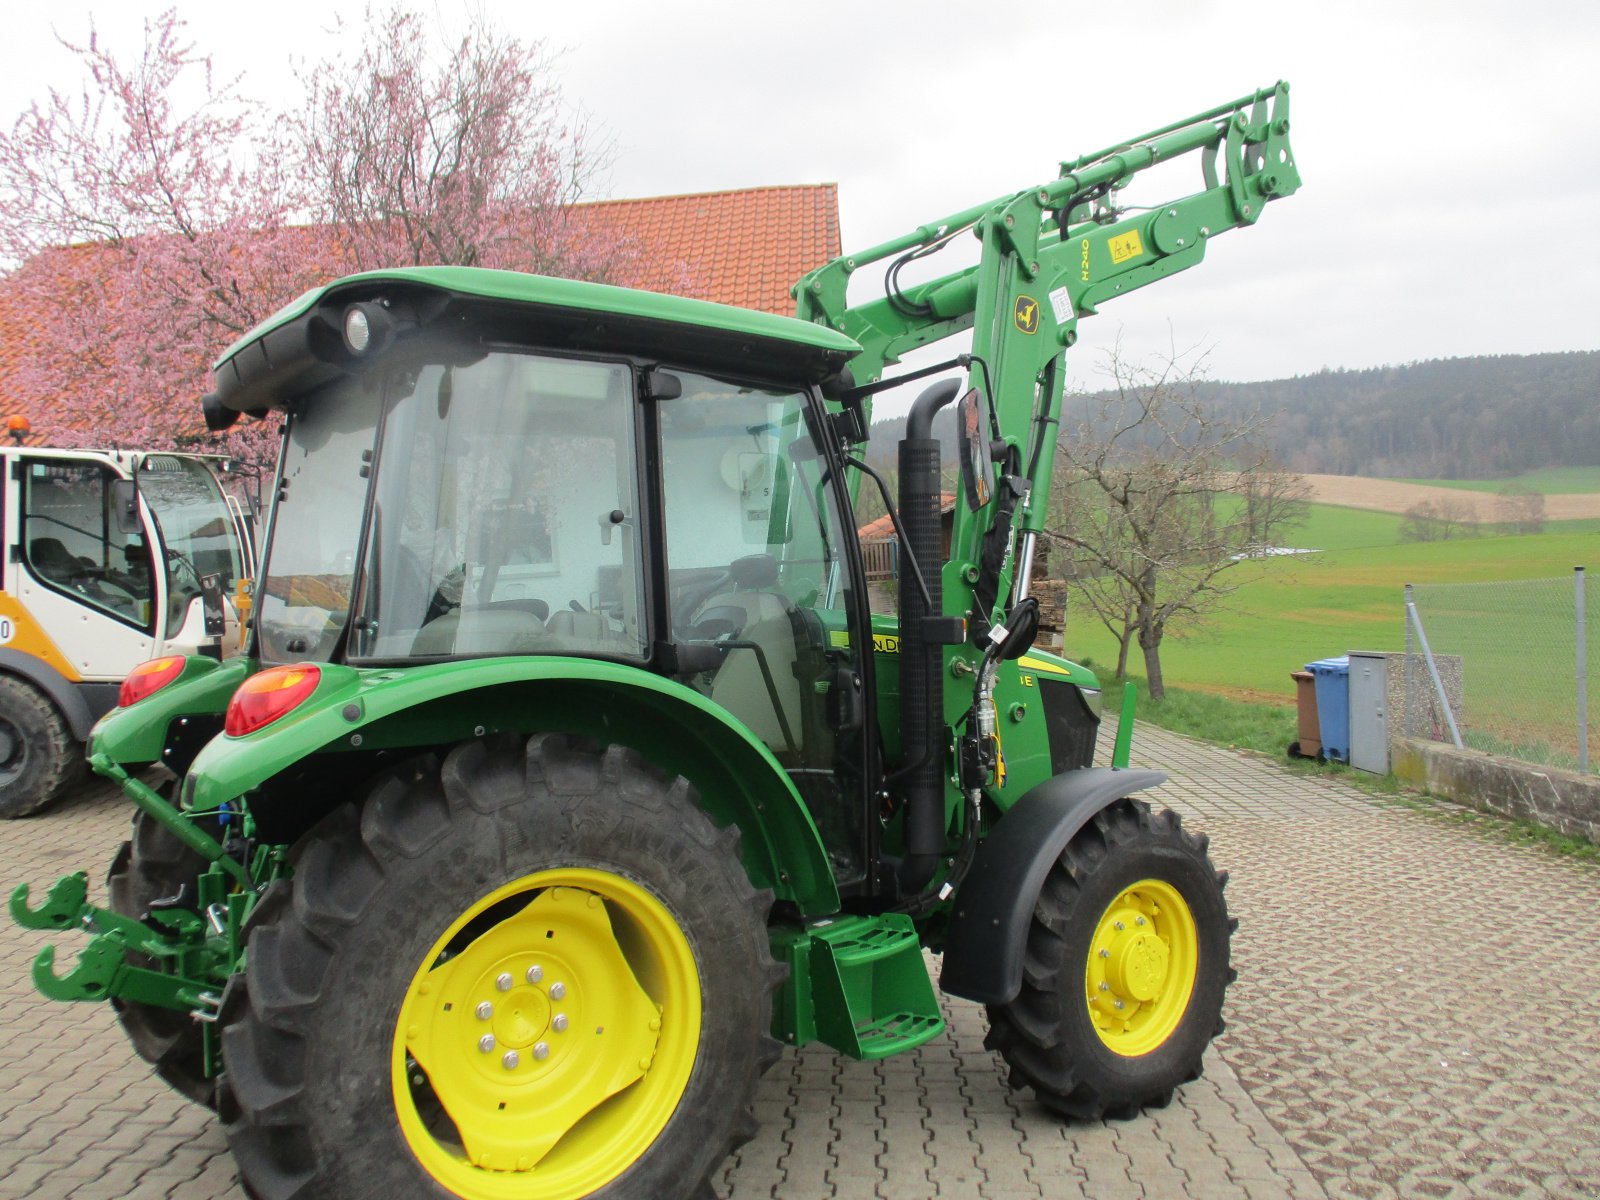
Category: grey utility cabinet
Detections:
[{"x1": 1348, "y1": 651, "x2": 1390, "y2": 775}]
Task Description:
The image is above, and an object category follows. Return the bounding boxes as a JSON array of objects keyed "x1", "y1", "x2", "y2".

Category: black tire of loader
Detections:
[
  {"x1": 106, "y1": 803, "x2": 224, "y2": 1109},
  {"x1": 0, "y1": 675, "x2": 83, "y2": 818},
  {"x1": 984, "y1": 798, "x2": 1235, "y2": 1120},
  {"x1": 219, "y1": 732, "x2": 785, "y2": 1200}
]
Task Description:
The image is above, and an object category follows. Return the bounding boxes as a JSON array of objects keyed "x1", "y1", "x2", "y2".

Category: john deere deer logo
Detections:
[{"x1": 1013, "y1": 296, "x2": 1040, "y2": 335}]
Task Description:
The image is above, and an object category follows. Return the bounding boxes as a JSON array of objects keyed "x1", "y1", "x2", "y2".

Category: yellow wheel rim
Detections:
[
  {"x1": 1084, "y1": 878, "x2": 1198, "y2": 1057},
  {"x1": 392, "y1": 868, "x2": 701, "y2": 1200}
]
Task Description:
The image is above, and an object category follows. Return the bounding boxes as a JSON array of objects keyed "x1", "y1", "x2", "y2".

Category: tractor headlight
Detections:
[
  {"x1": 344, "y1": 307, "x2": 371, "y2": 355},
  {"x1": 341, "y1": 302, "x2": 395, "y2": 358}
]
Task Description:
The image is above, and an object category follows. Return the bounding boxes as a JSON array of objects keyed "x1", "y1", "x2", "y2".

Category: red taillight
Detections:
[
  {"x1": 224, "y1": 665, "x2": 321, "y2": 737},
  {"x1": 119, "y1": 656, "x2": 186, "y2": 707}
]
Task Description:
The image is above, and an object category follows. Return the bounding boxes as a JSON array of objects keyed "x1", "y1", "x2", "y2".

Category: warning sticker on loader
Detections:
[{"x1": 1108, "y1": 230, "x2": 1145, "y2": 264}]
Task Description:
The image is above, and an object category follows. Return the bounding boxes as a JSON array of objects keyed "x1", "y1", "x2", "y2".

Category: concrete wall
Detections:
[{"x1": 1392, "y1": 736, "x2": 1600, "y2": 844}]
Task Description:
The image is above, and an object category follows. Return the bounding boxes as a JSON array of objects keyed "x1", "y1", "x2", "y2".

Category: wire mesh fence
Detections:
[{"x1": 1403, "y1": 570, "x2": 1594, "y2": 774}]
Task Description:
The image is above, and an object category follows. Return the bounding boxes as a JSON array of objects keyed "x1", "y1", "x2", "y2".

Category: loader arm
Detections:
[{"x1": 795, "y1": 81, "x2": 1299, "y2": 630}]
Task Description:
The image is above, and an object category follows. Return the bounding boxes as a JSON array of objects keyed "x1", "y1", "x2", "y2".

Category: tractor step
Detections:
[{"x1": 773, "y1": 913, "x2": 944, "y2": 1060}]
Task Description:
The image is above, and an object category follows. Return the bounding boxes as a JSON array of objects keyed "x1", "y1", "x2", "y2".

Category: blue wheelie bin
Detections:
[{"x1": 1306, "y1": 656, "x2": 1350, "y2": 762}]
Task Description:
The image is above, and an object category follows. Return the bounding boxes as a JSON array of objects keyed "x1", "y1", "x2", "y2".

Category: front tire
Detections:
[
  {"x1": 0, "y1": 675, "x2": 82, "y2": 818},
  {"x1": 221, "y1": 733, "x2": 782, "y2": 1200},
  {"x1": 985, "y1": 799, "x2": 1233, "y2": 1120}
]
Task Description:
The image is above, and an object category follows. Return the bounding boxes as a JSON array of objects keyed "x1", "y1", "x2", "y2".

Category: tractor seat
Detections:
[
  {"x1": 30, "y1": 537, "x2": 84, "y2": 585},
  {"x1": 692, "y1": 586, "x2": 803, "y2": 755},
  {"x1": 546, "y1": 608, "x2": 631, "y2": 655},
  {"x1": 411, "y1": 607, "x2": 549, "y2": 656}
]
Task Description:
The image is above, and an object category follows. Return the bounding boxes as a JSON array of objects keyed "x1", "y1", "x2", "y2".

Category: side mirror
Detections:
[
  {"x1": 956, "y1": 388, "x2": 994, "y2": 511},
  {"x1": 111, "y1": 480, "x2": 142, "y2": 535}
]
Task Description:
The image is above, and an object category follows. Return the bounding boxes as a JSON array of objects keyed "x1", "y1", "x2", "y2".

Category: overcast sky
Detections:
[{"x1": 2, "y1": 0, "x2": 1597, "y2": 391}]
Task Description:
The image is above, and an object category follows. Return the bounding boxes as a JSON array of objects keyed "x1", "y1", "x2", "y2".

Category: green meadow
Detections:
[
  {"x1": 1393, "y1": 466, "x2": 1600, "y2": 494},
  {"x1": 1058, "y1": 505, "x2": 1600, "y2": 706}
]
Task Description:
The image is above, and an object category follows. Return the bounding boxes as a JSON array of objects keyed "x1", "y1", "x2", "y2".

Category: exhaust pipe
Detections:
[{"x1": 896, "y1": 379, "x2": 961, "y2": 892}]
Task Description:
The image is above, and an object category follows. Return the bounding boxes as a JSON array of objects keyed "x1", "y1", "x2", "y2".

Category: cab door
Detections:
[
  {"x1": 654, "y1": 371, "x2": 875, "y2": 887},
  {"x1": 7, "y1": 457, "x2": 161, "y2": 682}
]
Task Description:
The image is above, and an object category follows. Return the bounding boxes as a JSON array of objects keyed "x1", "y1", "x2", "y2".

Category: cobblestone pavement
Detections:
[{"x1": 3, "y1": 725, "x2": 1597, "y2": 1199}]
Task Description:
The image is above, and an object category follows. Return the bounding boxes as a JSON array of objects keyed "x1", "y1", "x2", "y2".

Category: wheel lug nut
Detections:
[
  {"x1": 1099, "y1": 949, "x2": 1110, "y2": 959},
  {"x1": 549, "y1": 982, "x2": 566, "y2": 1001},
  {"x1": 1136, "y1": 916, "x2": 1147, "y2": 926},
  {"x1": 533, "y1": 1041, "x2": 550, "y2": 1061},
  {"x1": 1098, "y1": 982, "x2": 1109, "y2": 993},
  {"x1": 1114, "y1": 921, "x2": 1125, "y2": 931},
  {"x1": 496, "y1": 973, "x2": 513, "y2": 992},
  {"x1": 552, "y1": 1014, "x2": 569, "y2": 1033},
  {"x1": 478, "y1": 1034, "x2": 496, "y2": 1053},
  {"x1": 1114, "y1": 1000, "x2": 1126, "y2": 1010},
  {"x1": 526, "y1": 965, "x2": 543, "y2": 984},
  {"x1": 502, "y1": 1051, "x2": 519, "y2": 1070},
  {"x1": 476, "y1": 1002, "x2": 493, "y2": 1020}
]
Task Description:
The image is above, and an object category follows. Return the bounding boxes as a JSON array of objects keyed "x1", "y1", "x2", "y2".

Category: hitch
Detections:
[
  {"x1": 11, "y1": 866, "x2": 239, "y2": 1012},
  {"x1": 9, "y1": 872, "x2": 89, "y2": 932}
]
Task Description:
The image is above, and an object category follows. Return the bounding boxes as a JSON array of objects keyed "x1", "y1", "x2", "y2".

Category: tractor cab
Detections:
[{"x1": 228, "y1": 270, "x2": 879, "y2": 882}]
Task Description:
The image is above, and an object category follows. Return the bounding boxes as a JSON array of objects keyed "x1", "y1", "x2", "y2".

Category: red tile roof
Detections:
[
  {"x1": 857, "y1": 494, "x2": 956, "y2": 540},
  {"x1": 0, "y1": 184, "x2": 841, "y2": 446},
  {"x1": 577, "y1": 184, "x2": 840, "y2": 314}
]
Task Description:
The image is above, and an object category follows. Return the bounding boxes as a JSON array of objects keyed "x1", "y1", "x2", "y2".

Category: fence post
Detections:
[
  {"x1": 1405, "y1": 582, "x2": 1464, "y2": 750},
  {"x1": 1578, "y1": 566, "x2": 1588, "y2": 773}
]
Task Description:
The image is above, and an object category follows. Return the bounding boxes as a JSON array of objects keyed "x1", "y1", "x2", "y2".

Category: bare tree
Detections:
[
  {"x1": 1400, "y1": 496, "x2": 1480, "y2": 542},
  {"x1": 1495, "y1": 485, "x2": 1547, "y2": 535},
  {"x1": 1043, "y1": 342, "x2": 1309, "y2": 699}
]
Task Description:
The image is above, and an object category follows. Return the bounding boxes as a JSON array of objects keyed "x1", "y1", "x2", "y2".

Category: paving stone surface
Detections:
[{"x1": 2, "y1": 724, "x2": 1597, "y2": 1199}]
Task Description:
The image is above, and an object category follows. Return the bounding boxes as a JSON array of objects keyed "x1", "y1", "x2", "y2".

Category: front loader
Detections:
[{"x1": 11, "y1": 83, "x2": 1300, "y2": 1199}]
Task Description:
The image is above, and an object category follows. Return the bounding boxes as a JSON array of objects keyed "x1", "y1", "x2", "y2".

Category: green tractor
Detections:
[{"x1": 12, "y1": 84, "x2": 1299, "y2": 1199}]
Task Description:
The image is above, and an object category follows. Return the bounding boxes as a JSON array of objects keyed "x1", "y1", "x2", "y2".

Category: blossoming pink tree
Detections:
[
  {"x1": 0, "y1": 7, "x2": 682, "y2": 464},
  {"x1": 0, "y1": 10, "x2": 313, "y2": 461}
]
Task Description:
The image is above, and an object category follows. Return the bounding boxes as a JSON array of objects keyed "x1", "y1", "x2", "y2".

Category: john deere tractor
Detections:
[{"x1": 12, "y1": 84, "x2": 1299, "y2": 1199}]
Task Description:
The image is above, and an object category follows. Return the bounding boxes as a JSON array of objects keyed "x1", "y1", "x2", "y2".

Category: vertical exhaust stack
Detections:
[{"x1": 897, "y1": 379, "x2": 961, "y2": 892}]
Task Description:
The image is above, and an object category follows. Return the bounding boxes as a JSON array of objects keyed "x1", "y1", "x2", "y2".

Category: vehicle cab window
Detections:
[
  {"x1": 657, "y1": 371, "x2": 870, "y2": 882},
  {"x1": 21, "y1": 459, "x2": 154, "y2": 630}
]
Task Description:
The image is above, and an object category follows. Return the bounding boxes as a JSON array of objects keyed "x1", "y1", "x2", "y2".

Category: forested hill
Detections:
[
  {"x1": 864, "y1": 351, "x2": 1600, "y2": 479},
  {"x1": 1190, "y1": 352, "x2": 1600, "y2": 478}
]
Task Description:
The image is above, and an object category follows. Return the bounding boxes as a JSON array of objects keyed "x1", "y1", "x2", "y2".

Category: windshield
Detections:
[
  {"x1": 347, "y1": 348, "x2": 646, "y2": 662},
  {"x1": 256, "y1": 377, "x2": 383, "y2": 661},
  {"x1": 139, "y1": 455, "x2": 245, "y2": 638}
]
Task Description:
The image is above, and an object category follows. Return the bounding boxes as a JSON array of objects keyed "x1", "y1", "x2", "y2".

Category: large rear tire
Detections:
[
  {"x1": 221, "y1": 732, "x2": 783, "y2": 1200},
  {"x1": 984, "y1": 799, "x2": 1233, "y2": 1120},
  {"x1": 106, "y1": 804, "x2": 223, "y2": 1109},
  {"x1": 0, "y1": 675, "x2": 82, "y2": 818}
]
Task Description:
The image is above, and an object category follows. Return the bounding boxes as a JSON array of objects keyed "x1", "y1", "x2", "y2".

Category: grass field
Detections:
[
  {"x1": 1059, "y1": 516, "x2": 1600, "y2": 705},
  {"x1": 1393, "y1": 466, "x2": 1600, "y2": 494}
]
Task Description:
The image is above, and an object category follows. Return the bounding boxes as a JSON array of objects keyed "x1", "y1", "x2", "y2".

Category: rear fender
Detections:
[
  {"x1": 86, "y1": 655, "x2": 253, "y2": 764},
  {"x1": 939, "y1": 767, "x2": 1167, "y2": 1005},
  {"x1": 184, "y1": 657, "x2": 841, "y2": 914}
]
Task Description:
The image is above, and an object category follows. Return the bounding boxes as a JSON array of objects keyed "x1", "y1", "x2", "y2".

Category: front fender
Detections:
[
  {"x1": 939, "y1": 767, "x2": 1167, "y2": 1005},
  {"x1": 185, "y1": 657, "x2": 841, "y2": 914}
]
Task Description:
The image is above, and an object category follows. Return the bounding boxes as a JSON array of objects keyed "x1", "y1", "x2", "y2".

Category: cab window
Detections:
[{"x1": 22, "y1": 460, "x2": 155, "y2": 629}]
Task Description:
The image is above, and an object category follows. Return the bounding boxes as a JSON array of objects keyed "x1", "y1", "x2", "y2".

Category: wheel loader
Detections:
[
  {"x1": 0, "y1": 442, "x2": 253, "y2": 817},
  {"x1": 12, "y1": 83, "x2": 1300, "y2": 1199}
]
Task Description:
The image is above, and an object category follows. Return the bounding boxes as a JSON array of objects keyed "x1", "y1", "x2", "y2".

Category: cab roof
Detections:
[{"x1": 212, "y1": 267, "x2": 862, "y2": 415}]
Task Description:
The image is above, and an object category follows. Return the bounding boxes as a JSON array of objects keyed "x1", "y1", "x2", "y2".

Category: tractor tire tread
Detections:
[
  {"x1": 105, "y1": 803, "x2": 221, "y2": 1109},
  {"x1": 984, "y1": 797, "x2": 1233, "y2": 1123},
  {"x1": 223, "y1": 732, "x2": 782, "y2": 1200},
  {"x1": 0, "y1": 674, "x2": 81, "y2": 818}
]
